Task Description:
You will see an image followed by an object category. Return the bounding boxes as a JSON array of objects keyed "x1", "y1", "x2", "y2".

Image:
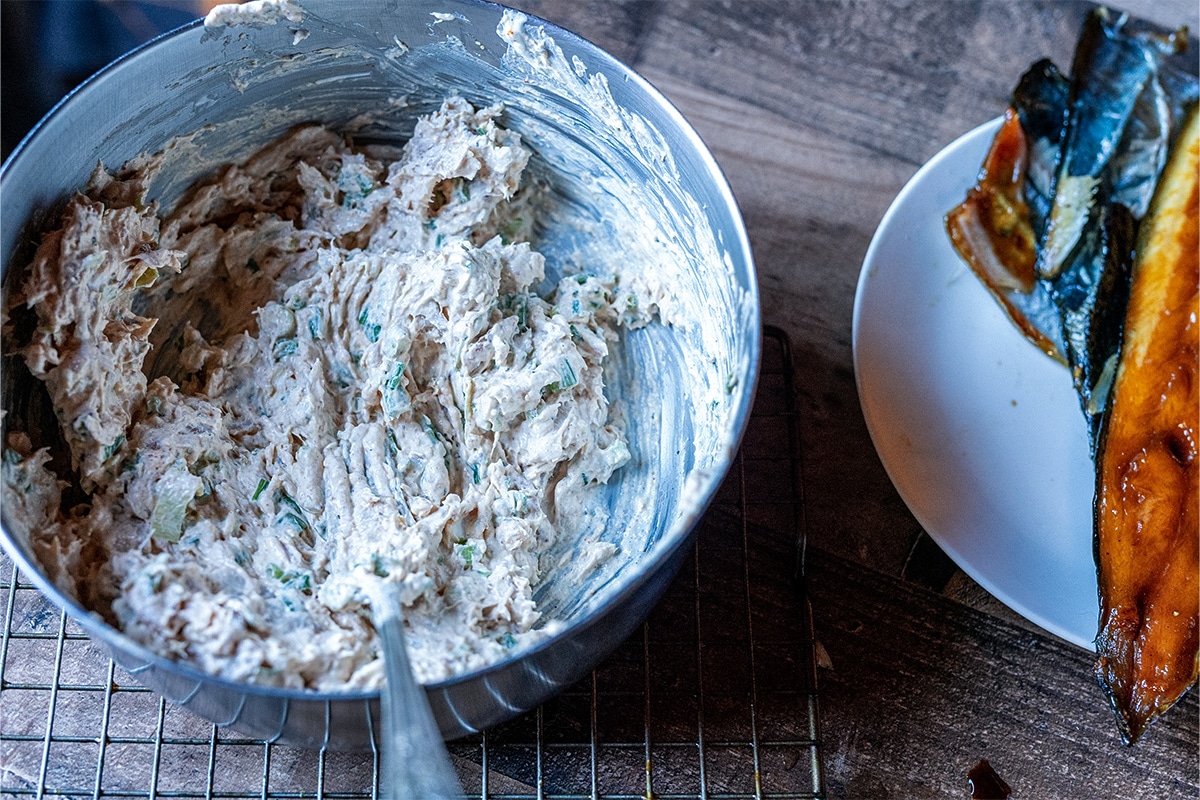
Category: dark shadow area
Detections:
[{"x1": 2, "y1": 1, "x2": 200, "y2": 161}]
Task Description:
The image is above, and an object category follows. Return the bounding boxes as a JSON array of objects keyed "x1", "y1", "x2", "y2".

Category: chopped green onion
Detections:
[
  {"x1": 385, "y1": 362, "x2": 406, "y2": 392},
  {"x1": 358, "y1": 309, "x2": 381, "y2": 343},
  {"x1": 560, "y1": 360, "x2": 578, "y2": 390},
  {"x1": 383, "y1": 362, "x2": 411, "y2": 419},
  {"x1": 267, "y1": 563, "x2": 312, "y2": 592},
  {"x1": 541, "y1": 360, "x2": 578, "y2": 399},
  {"x1": 102, "y1": 436, "x2": 126, "y2": 461},
  {"x1": 281, "y1": 513, "x2": 308, "y2": 534},
  {"x1": 274, "y1": 489, "x2": 312, "y2": 536},
  {"x1": 273, "y1": 338, "x2": 298, "y2": 360},
  {"x1": 422, "y1": 416, "x2": 443, "y2": 444},
  {"x1": 150, "y1": 460, "x2": 202, "y2": 543}
]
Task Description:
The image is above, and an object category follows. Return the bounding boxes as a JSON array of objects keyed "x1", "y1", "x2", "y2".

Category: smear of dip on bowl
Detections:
[
  {"x1": 3, "y1": 96, "x2": 658, "y2": 690},
  {"x1": 1, "y1": 4, "x2": 758, "y2": 745}
]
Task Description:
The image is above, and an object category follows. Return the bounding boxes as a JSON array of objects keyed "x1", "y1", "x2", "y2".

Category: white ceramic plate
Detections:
[{"x1": 852, "y1": 118, "x2": 1097, "y2": 650}]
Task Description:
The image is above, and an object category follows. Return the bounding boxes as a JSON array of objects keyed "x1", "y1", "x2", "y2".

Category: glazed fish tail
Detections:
[{"x1": 1094, "y1": 105, "x2": 1199, "y2": 746}]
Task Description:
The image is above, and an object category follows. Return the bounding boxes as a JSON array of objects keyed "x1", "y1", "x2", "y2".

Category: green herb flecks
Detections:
[
  {"x1": 274, "y1": 488, "x2": 316, "y2": 543},
  {"x1": 561, "y1": 360, "x2": 578, "y2": 390},
  {"x1": 150, "y1": 460, "x2": 203, "y2": 543},
  {"x1": 273, "y1": 337, "x2": 298, "y2": 361},
  {"x1": 422, "y1": 415, "x2": 443, "y2": 444},
  {"x1": 455, "y1": 542, "x2": 476, "y2": 569},
  {"x1": 102, "y1": 436, "x2": 125, "y2": 461},
  {"x1": 267, "y1": 563, "x2": 313, "y2": 593},
  {"x1": 338, "y1": 169, "x2": 375, "y2": 209},
  {"x1": 382, "y1": 362, "x2": 411, "y2": 420},
  {"x1": 509, "y1": 294, "x2": 529, "y2": 331},
  {"x1": 358, "y1": 308, "x2": 381, "y2": 343},
  {"x1": 541, "y1": 360, "x2": 578, "y2": 399}
]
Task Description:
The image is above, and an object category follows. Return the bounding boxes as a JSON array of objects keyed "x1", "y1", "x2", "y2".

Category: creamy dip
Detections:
[{"x1": 3, "y1": 98, "x2": 648, "y2": 689}]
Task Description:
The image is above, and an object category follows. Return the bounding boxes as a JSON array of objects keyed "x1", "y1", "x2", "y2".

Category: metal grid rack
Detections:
[{"x1": 0, "y1": 326, "x2": 823, "y2": 799}]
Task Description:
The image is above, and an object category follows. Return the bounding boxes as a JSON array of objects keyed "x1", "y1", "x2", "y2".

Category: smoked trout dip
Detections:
[{"x1": 3, "y1": 97, "x2": 663, "y2": 689}]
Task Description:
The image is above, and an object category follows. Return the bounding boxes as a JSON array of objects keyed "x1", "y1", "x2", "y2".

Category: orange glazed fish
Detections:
[{"x1": 1093, "y1": 106, "x2": 1199, "y2": 744}]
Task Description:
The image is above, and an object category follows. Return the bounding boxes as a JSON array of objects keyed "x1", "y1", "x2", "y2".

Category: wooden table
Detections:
[
  {"x1": 2, "y1": 2, "x2": 1197, "y2": 799},
  {"x1": 503, "y1": 0, "x2": 1200, "y2": 796}
]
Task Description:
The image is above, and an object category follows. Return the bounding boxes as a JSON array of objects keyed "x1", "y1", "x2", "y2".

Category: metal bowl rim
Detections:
[{"x1": 0, "y1": 0, "x2": 762, "y2": 703}]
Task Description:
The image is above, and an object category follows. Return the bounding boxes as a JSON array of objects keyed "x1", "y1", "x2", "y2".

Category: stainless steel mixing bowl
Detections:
[{"x1": 1, "y1": 0, "x2": 759, "y2": 749}]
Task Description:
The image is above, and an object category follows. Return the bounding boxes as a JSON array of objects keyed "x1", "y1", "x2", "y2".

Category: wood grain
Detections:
[
  {"x1": 808, "y1": 547, "x2": 1200, "y2": 798},
  {"x1": 508, "y1": 2, "x2": 1200, "y2": 795},
  {"x1": 3, "y1": 2, "x2": 1197, "y2": 797}
]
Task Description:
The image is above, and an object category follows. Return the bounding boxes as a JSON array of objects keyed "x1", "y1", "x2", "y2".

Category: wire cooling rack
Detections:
[{"x1": 0, "y1": 326, "x2": 823, "y2": 799}]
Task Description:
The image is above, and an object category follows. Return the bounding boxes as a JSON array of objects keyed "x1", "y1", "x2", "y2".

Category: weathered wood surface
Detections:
[
  {"x1": 808, "y1": 548, "x2": 1199, "y2": 798},
  {"x1": 506, "y1": 0, "x2": 1200, "y2": 797}
]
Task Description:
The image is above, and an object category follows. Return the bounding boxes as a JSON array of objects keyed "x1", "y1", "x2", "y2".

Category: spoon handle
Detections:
[{"x1": 373, "y1": 589, "x2": 463, "y2": 800}]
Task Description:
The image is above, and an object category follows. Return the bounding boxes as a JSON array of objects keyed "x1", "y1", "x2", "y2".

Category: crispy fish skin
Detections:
[{"x1": 1094, "y1": 105, "x2": 1199, "y2": 745}]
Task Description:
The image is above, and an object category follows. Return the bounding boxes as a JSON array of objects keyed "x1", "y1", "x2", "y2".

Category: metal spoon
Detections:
[{"x1": 366, "y1": 581, "x2": 463, "y2": 800}]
